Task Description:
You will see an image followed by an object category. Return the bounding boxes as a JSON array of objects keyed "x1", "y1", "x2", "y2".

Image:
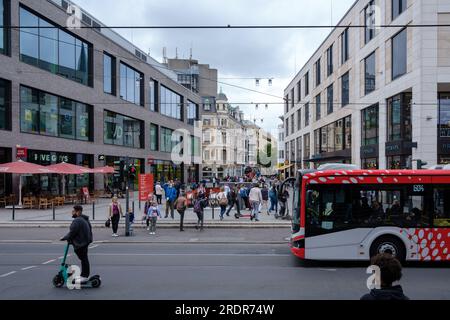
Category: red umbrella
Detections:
[
  {"x1": 46, "y1": 162, "x2": 93, "y2": 175},
  {"x1": 91, "y1": 166, "x2": 115, "y2": 174}
]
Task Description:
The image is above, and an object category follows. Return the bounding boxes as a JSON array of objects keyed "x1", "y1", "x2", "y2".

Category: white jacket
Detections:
[{"x1": 249, "y1": 187, "x2": 263, "y2": 203}]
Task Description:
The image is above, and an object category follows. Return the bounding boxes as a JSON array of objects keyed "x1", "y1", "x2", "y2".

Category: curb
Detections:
[{"x1": 0, "y1": 222, "x2": 291, "y2": 228}]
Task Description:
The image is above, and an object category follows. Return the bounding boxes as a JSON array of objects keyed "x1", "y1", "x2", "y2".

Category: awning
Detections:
[
  {"x1": 46, "y1": 162, "x2": 93, "y2": 175},
  {"x1": 277, "y1": 164, "x2": 294, "y2": 171}
]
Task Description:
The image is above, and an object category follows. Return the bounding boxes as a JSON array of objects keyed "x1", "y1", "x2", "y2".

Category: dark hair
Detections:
[
  {"x1": 73, "y1": 205, "x2": 83, "y2": 213},
  {"x1": 370, "y1": 253, "x2": 403, "y2": 287}
]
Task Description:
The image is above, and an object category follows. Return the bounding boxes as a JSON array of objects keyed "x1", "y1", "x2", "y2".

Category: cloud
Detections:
[{"x1": 74, "y1": 0, "x2": 356, "y2": 132}]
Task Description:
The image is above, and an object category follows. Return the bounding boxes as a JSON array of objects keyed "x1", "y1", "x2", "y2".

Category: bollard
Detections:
[
  {"x1": 139, "y1": 200, "x2": 141, "y2": 210},
  {"x1": 12, "y1": 203, "x2": 15, "y2": 221},
  {"x1": 52, "y1": 202, "x2": 55, "y2": 221},
  {"x1": 92, "y1": 201, "x2": 95, "y2": 221},
  {"x1": 211, "y1": 203, "x2": 215, "y2": 220}
]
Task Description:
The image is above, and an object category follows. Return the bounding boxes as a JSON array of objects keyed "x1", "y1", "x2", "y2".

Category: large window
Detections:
[
  {"x1": 149, "y1": 79, "x2": 158, "y2": 112},
  {"x1": 285, "y1": 118, "x2": 289, "y2": 137},
  {"x1": 315, "y1": 59, "x2": 321, "y2": 87},
  {"x1": 103, "y1": 53, "x2": 116, "y2": 95},
  {"x1": 150, "y1": 124, "x2": 158, "y2": 151},
  {"x1": 361, "y1": 104, "x2": 379, "y2": 146},
  {"x1": 187, "y1": 100, "x2": 198, "y2": 125},
  {"x1": 296, "y1": 137, "x2": 302, "y2": 162},
  {"x1": 364, "y1": 0, "x2": 376, "y2": 44},
  {"x1": 297, "y1": 109, "x2": 302, "y2": 131},
  {"x1": 314, "y1": 116, "x2": 351, "y2": 154},
  {"x1": 297, "y1": 81, "x2": 301, "y2": 102},
  {"x1": 392, "y1": 28, "x2": 407, "y2": 80},
  {"x1": 439, "y1": 93, "x2": 450, "y2": 138},
  {"x1": 305, "y1": 72, "x2": 309, "y2": 96},
  {"x1": 303, "y1": 133, "x2": 310, "y2": 166},
  {"x1": 341, "y1": 72, "x2": 349, "y2": 107},
  {"x1": 160, "y1": 127, "x2": 182, "y2": 153},
  {"x1": 326, "y1": 45, "x2": 333, "y2": 76},
  {"x1": 341, "y1": 27, "x2": 349, "y2": 64},
  {"x1": 119, "y1": 62, "x2": 143, "y2": 106},
  {"x1": 291, "y1": 115, "x2": 294, "y2": 135},
  {"x1": 103, "y1": 110, "x2": 143, "y2": 148},
  {"x1": 160, "y1": 85, "x2": 182, "y2": 120},
  {"x1": 19, "y1": 7, "x2": 92, "y2": 86},
  {"x1": 392, "y1": 0, "x2": 407, "y2": 21},
  {"x1": 387, "y1": 93, "x2": 412, "y2": 142},
  {"x1": 327, "y1": 84, "x2": 333, "y2": 115},
  {"x1": 191, "y1": 136, "x2": 201, "y2": 157},
  {"x1": 365, "y1": 52, "x2": 376, "y2": 95},
  {"x1": 315, "y1": 94, "x2": 321, "y2": 121},
  {"x1": 0, "y1": 79, "x2": 10, "y2": 130},
  {"x1": 20, "y1": 86, "x2": 92, "y2": 141},
  {"x1": 1, "y1": 0, "x2": 9, "y2": 55},
  {"x1": 305, "y1": 103, "x2": 310, "y2": 127},
  {"x1": 306, "y1": 183, "x2": 430, "y2": 237}
]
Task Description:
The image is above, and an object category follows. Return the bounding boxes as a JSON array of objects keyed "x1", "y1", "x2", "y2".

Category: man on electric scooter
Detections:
[{"x1": 61, "y1": 205, "x2": 93, "y2": 283}]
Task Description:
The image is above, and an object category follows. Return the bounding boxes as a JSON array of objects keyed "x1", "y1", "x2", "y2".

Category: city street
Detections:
[{"x1": 0, "y1": 228, "x2": 449, "y2": 300}]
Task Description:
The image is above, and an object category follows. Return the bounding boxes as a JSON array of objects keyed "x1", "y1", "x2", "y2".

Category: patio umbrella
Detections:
[
  {"x1": 91, "y1": 166, "x2": 115, "y2": 174},
  {"x1": 0, "y1": 160, "x2": 55, "y2": 207},
  {"x1": 46, "y1": 162, "x2": 93, "y2": 196}
]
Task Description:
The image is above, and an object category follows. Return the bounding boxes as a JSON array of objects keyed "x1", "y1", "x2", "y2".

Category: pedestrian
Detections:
[
  {"x1": 269, "y1": 185, "x2": 278, "y2": 215},
  {"x1": 143, "y1": 193, "x2": 155, "y2": 230},
  {"x1": 108, "y1": 196, "x2": 123, "y2": 237},
  {"x1": 217, "y1": 187, "x2": 228, "y2": 221},
  {"x1": 146, "y1": 200, "x2": 161, "y2": 235},
  {"x1": 249, "y1": 183, "x2": 263, "y2": 221},
  {"x1": 60, "y1": 205, "x2": 93, "y2": 283},
  {"x1": 155, "y1": 181, "x2": 163, "y2": 205},
  {"x1": 194, "y1": 190, "x2": 207, "y2": 230},
  {"x1": 175, "y1": 191, "x2": 188, "y2": 232},
  {"x1": 164, "y1": 182, "x2": 177, "y2": 219},
  {"x1": 261, "y1": 184, "x2": 269, "y2": 215},
  {"x1": 361, "y1": 253, "x2": 409, "y2": 300},
  {"x1": 212, "y1": 176, "x2": 217, "y2": 188},
  {"x1": 239, "y1": 185, "x2": 249, "y2": 210},
  {"x1": 277, "y1": 188, "x2": 289, "y2": 218},
  {"x1": 226, "y1": 186, "x2": 242, "y2": 218}
]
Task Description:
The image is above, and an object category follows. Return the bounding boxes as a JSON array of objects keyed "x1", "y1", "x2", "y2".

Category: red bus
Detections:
[{"x1": 287, "y1": 168, "x2": 450, "y2": 262}]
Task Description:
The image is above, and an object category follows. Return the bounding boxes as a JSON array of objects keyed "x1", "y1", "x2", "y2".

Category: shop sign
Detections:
[
  {"x1": 32, "y1": 153, "x2": 69, "y2": 163},
  {"x1": 16, "y1": 147, "x2": 28, "y2": 159},
  {"x1": 139, "y1": 174, "x2": 154, "y2": 201},
  {"x1": 98, "y1": 155, "x2": 105, "y2": 161}
]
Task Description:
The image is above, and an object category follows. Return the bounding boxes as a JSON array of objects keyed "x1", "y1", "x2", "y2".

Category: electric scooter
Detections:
[{"x1": 52, "y1": 242, "x2": 101, "y2": 289}]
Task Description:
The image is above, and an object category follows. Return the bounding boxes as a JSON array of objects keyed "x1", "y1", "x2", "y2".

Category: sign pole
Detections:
[{"x1": 125, "y1": 157, "x2": 130, "y2": 237}]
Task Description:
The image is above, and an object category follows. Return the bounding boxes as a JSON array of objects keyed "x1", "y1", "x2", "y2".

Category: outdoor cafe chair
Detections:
[
  {"x1": 38, "y1": 198, "x2": 50, "y2": 210},
  {"x1": 23, "y1": 197, "x2": 33, "y2": 209},
  {"x1": 0, "y1": 196, "x2": 6, "y2": 207}
]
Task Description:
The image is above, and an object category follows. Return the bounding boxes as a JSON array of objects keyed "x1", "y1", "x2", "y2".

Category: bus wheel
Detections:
[{"x1": 370, "y1": 236, "x2": 406, "y2": 263}]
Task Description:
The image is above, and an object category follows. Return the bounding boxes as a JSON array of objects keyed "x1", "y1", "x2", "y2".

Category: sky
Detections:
[{"x1": 74, "y1": 0, "x2": 356, "y2": 135}]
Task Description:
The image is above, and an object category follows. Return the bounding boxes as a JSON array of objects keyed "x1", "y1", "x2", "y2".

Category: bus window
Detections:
[
  {"x1": 292, "y1": 181, "x2": 301, "y2": 226},
  {"x1": 433, "y1": 187, "x2": 450, "y2": 227}
]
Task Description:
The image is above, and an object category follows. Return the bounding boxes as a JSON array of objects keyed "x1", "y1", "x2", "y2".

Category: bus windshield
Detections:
[{"x1": 292, "y1": 180, "x2": 301, "y2": 226}]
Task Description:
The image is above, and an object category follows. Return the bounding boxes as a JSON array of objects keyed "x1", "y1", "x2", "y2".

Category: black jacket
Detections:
[
  {"x1": 360, "y1": 285, "x2": 409, "y2": 300},
  {"x1": 62, "y1": 215, "x2": 93, "y2": 250}
]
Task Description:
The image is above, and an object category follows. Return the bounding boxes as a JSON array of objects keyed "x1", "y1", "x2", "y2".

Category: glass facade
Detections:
[
  {"x1": 365, "y1": 51, "x2": 376, "y2": 95},
  {"x1": 103, "y1": 110, "x2": 143, "y2": 148},
  {"x1": 439, "y1": 93, "x2": 450, "y2": 138},
  {"x1": 149, "y1": 79, "x2": 158, "y2": 112},
  {"x1": 160, "y1": 85, "x2": 182, "y2": 120},
  {"x1": 150, "y1": 124, "x2": 158, "y2": 151},
  {"x1": 314, "y1": 116, "x2": 351, "y2": 155},
  {"x1": 361, "y1": 104, "x2": 379, "y2": 146},
  {"x1": 362, "y1": 158, "x2": 379, "y2": 169},
  {"x1": 305, "y1": 72, "x2": 309, "y2": 96},
  {"x1": 19, "y1": 7, "x2": 92, "y2": 86},
  {"x1": 392, "y1": 28, "x2": 407, "y2": 80},
  {"x1": 327, "y1": 84, "x2": 333, "y2": 115},
  {"x1": 341, "y1": 28, "x2": 349, "y2": 64},
  {"x1": 160, "y1": 127, "x2": 183, "y2": 153},
  {"x1": 20, "y1": 86, "x2": 92, "y2": 140},
  {"x1": 149, "y1": 160, "x2": 183, "y2": 184},
  {"x1": 103, "y1": 53, "x2": 116, "y2": 95},
  {"x1": 315, "y1": 94, "x2": 321, "y2": 121},
  {"x1": 119, "y1": 62, "x2": 143, "y2": 106},
  {"x1": 191, "y1": 136, "x2": 201, "y2": 157},
  {"x1": 0, "y1": 78, "x2": 10, "y2": 130},
  {"x1": 341, "y1": 72, "x2": 349, "y2": 107},
  {"x1": 326, "y1": 45, "x2": 333, "y2": 76},
  {"x1": 387, "y1": 155, "x2": 411, "y2": 170},
  {"x1": 315, "y1": 59, "x2": 321, "y2": 86},
  {"x1": 392, "y1": 0, "x2": 407, "y2": 20},
  {"x1": 187, "y1": 100, "x2": 198, "y2": 125},
  {"x1": 387, "y1": 93, "x2": 412, "y2": 142}
]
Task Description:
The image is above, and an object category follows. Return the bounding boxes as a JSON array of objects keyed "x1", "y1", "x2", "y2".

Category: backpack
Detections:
[{"x1": 218, "y1": 193, "x2": 228, "y2": 206}]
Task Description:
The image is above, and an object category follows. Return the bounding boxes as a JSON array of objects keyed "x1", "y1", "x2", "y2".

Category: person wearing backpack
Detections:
[
  {"x1": 174, "y1": 192, "x2": 188, "y2": 232},
  {"x1": 217, "y1": 187, "x2": 229, "y2": 221},
  {"x1": 194, "y1": 191, "x2": 207, "y2": 230},
  {"x1": 146, "y1": 200, "x2": 161, "y2": 235}
]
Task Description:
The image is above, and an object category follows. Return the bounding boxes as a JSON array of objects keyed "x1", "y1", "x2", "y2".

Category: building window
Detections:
[
  {"x1": 341, "y1": 27, "x2": 349, "y2": 64},
  {"x1": 314, "y1": 116, "x2": 351, "y2": 155},
  {"x1": 160, "y1": 85, "x2": 183, "y2": 121},
  {"x1": 103, "y1": 53, "x2": 116, "y2": 95},
  {"x1": 297, "y1": 81, "x2": 301, "y2": 102},
  {"x1": 392, "y1": 0, "x2": 407, "y2": 21},
  {"x1": 387, "y1": 93, "x2": 412, "y2": 142},
  {"x1": 439, "y1": 93, "x2": 450, "y2": 138},
  {"x1": 305, "y1": 103, "x2": 310, "y2": 127},
  {"x1": 19, "y1": 7, "x2": 92, "y2": 86},
  {"x1": 291, "y1": 115, "x2": 294, "y2": 135},
  {"x1": 104, "y1": 110, "x2": 143, "y2": 148},
  {"x1": 203, "y1": 98, "x2": 212, "y2": 111},
  {"x1": 327, "y1": 84, "x2": 333, "y2": 115},
  {"x1": 296, "y1": 137, "x2": 302, "y2": 163},
  {"x1": 341, "y1": 72, "x2": 349, "y2": 107},
  {"x1": 0, "y1": 0, "x2": 9, "y2": 55},
  {"x1": 285, "y1": 95, "x2": 289, "y2": 113},
  {"x1": 326, "y1": 45, "x2": 333, "y2": 76},
  {"x1": 362, "y1": 158, "x2": 379, "y2": 169},
  {"x1": 149, "y1": 79, "x2": 158, "y2": 112},
  {"x1": 365, "y1": 51, "x2": 376, "y2": 95},
  {"x1": 160, "y1": 127, "x2": 182, "y2": 153},
  {"x1": 0, "y1": 79, "x2": 10, "y2": 131},
  {"x1": 303, "y1": 133, "x2": 310, "y2": 164},
  {"x1": 119, "y1": 62, "x2": 143, "y2": 106},
  {"x1": 305, "y1": 72, "x2": 309, "y2": 96},
  {"x1": 285, "y1": 118, "x2": 289, "y2": 137},
  {"x1": 187, "y1": 100, "x2": 198, "y2": 126},
  {"x1": 315, "y1": 94, "x2": 321, "y2": 121},
  {"x1": 315, "y1": 59, "x2": 321, "y2": 87},
  {"x1": 392, "y1": 28, "x2": 407, "y2": 80},
  {"x1": 297, "y1": 109, "x2": 302, "y2": 131},
  {"x1": 150, "y1": 124, "x2": 158, "y2": 151},
  {"x1": 191, "y1": 136, "x2": 201, "y2": 157},
  {"x1": 20, "y1": 86, "x2": 92, "y2": 141},
  {"x1": 361, "y1": 104, "x2": 379, "y2": 146},
  {"x1": 364, "y1": 0, "x2": 376, "y2": 44},
  {"x1": 387, "y1": 155, "x2": 411, "y2": 169},
  {"x1": 291, "y1": 88, "x2": 295, "y2": 109}
]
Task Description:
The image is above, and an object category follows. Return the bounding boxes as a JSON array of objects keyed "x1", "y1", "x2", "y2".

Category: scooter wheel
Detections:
[
  {"x1": 52, "y1": 274, "x2": 64, "y2": 288},
  {"x1": 91, "y1": 277, "x2": 101, "y2": 288}
]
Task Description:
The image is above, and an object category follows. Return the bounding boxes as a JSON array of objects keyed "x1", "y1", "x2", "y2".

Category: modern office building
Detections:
[
  {"x1": 0, "y1": 0, "x2": 202, "y2": 197},
  {"x1": 284, "y1": 0, "x2": 450, "y2": 174}
]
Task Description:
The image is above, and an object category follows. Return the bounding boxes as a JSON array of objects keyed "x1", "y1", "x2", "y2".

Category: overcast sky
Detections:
[{"x1": 74, "y1": 0, "x2": 356, "y2": 134}]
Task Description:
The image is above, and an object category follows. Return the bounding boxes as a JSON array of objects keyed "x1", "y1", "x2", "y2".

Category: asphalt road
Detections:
[{"x1": 0, "y1": 229, "x2": 449, "y2": 300}]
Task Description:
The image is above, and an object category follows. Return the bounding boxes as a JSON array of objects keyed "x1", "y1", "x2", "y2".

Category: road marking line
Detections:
[
  {"x1": 319, "y1": 269, "x2": 337, "y2": 272},
  {"x1": 42, "y1": 259, "x2": 56, "y2": 265},
  {"x1": 0, "y1": 271, "x2": 16, "y2": 278},
  {"x1": 89, "y1": 244, "x2": 99, "y2": 249},
  {"x1": 21, "y1": 266, "x2": 36, "y2": 271}
]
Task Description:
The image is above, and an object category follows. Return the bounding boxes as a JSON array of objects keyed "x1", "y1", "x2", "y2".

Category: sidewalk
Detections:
[{"x1": 0, "y1": 196, "x2": 293, "y2": 228}]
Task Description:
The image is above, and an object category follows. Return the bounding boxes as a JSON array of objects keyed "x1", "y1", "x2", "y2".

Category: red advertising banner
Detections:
[
  {"x1": 16, "y1": 147, "x2": 28, "y2": 159},
  {"x1": 139, "y1": 174, "x2": 154, "y2": 201}
]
